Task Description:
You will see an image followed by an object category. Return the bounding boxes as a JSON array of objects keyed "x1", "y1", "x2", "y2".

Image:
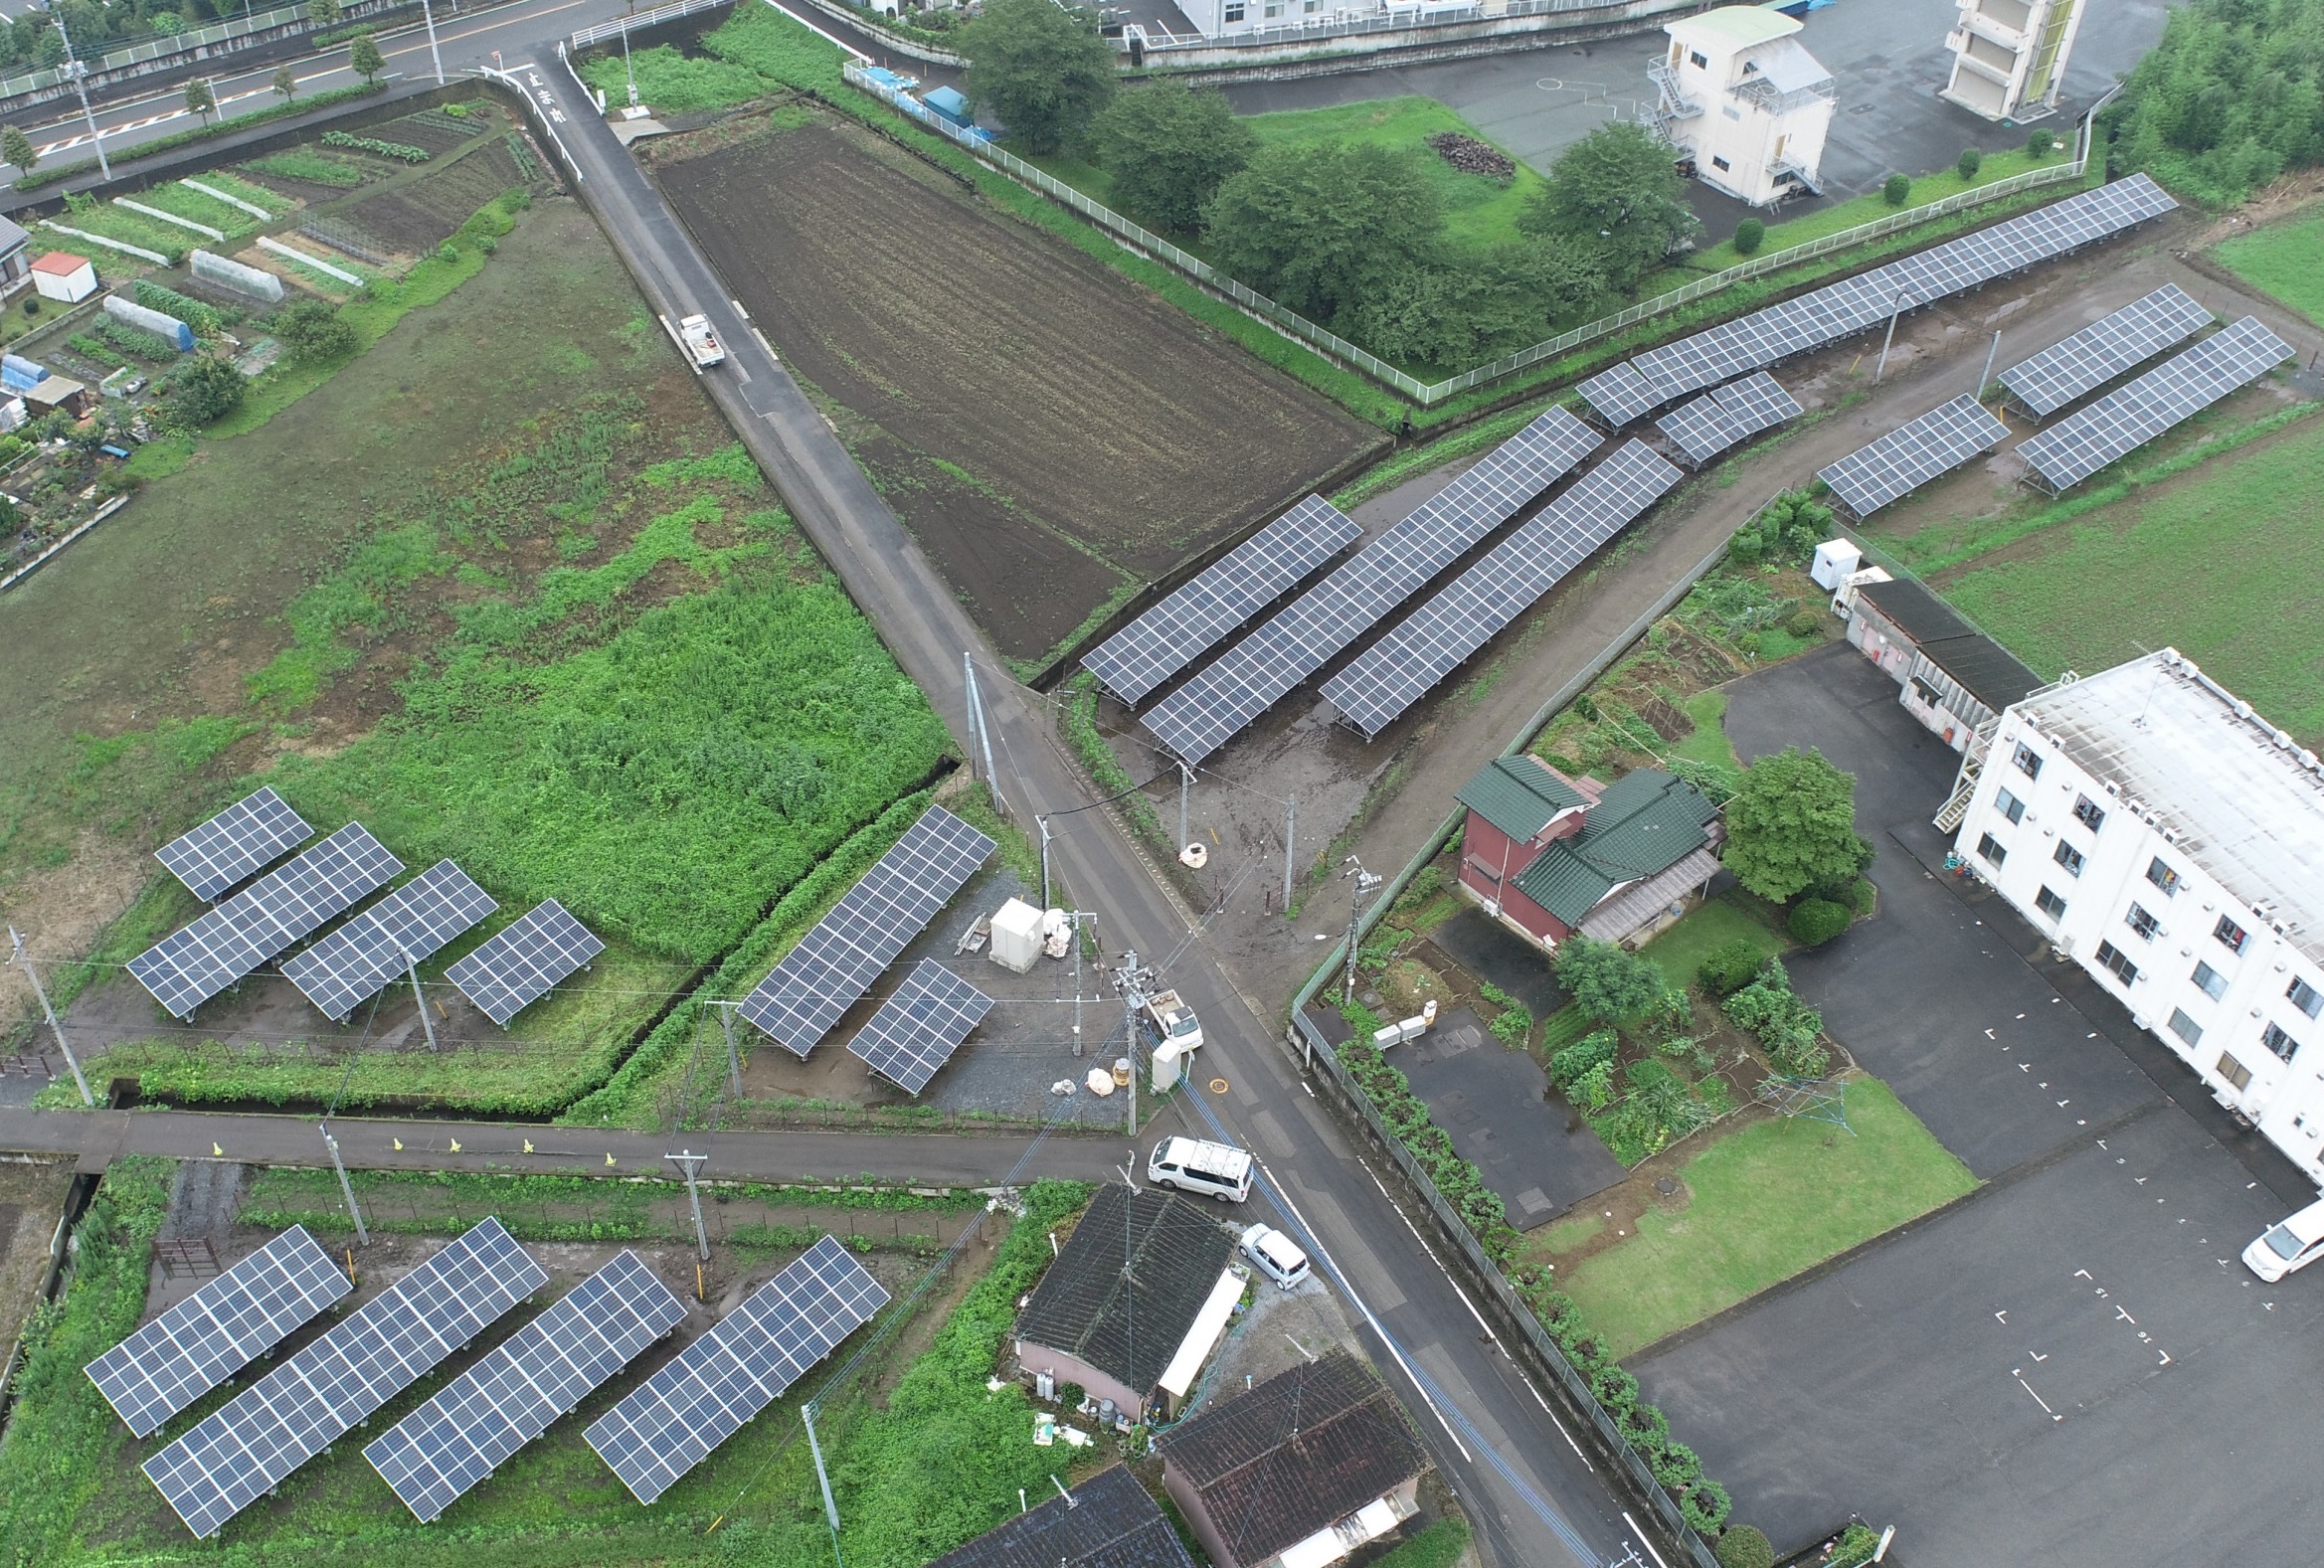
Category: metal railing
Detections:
[
  {"x1": 570, "y1": 0, "x2": 736, "y2": 52},
  {"x1": 845, "y1": 59, "x2": 2106, "y2": 407},
  {"x1": 1136, "y1": 0, "x2": 1652, "y2": 55},
  {"x1": 0, "y1": 0, "x2": 399, "y2": 102}
]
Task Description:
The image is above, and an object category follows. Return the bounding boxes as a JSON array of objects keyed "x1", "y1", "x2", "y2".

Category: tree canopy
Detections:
[
  {"x1": 963, "y1": 0, "x2": 1116, "y2": 156},
  {"x1": 2104, "y1": 0, "x2": 2324, "y2": 206},
  {"x1": 1343, "y1": 243, "x2": 1606, "y2": 371},
  {"x1": 0, "y1": 124, "x2": 34, "y2": 174},
  {"x1": 1091, "y1": 82, "x2": 1253, "y2": 234},
  {"x1": 1720, "y1": 746, "x2": 1872, "y2": 903},
  {"x1": 1520, "y1": 121, "x2": 1698, "y2": 290},
  {"x1": 1203, "y1": 141, "x2": 1443, "y2": 323},
  {"x1": 348, "y1": 31, "x2": 384, "y2": 86},
  {"x1": 1552, "y1": 936, "x2": 1666, "y2": 1025}
]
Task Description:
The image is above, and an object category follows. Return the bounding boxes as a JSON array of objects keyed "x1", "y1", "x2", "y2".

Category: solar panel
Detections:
[
  {"x1": 365, "y1": 1251, "x2": 686, "y2": 1523},
  {"x1": 1818, "y1": 395, "x2": 2010, "y2": 516},
  {"x1": 740, "y1": 807, "x2": 995, "y2": 1057},
  {"x1": 281, "y1": 861, "x2": 498, "y2": 1022},
  {"x1": 1998, "y1": 285, "x2": 2214, "y2": 417},
  {"x1": 128, "y1": 823, "x2": 406, "y2": 1019},
  {"x1": 1141, "y1": 408, "x2": 1599, "y2": 765},
  {"x1": 846, "y1": 959, "x2": 993, "y2": 1095},
  {"x1": 1654, "y1": 373, "x2": 1803, "y2": 467},
  {"x1": 1323, "y1": 442, "x2": 1684, "y2": 738},
  {"x1": 586, "y1": 1235, "x2": 888, "y2": 1505},
  {"x1": 155, "y1": 788, "x2": 314, "y2": 903},
  {"x1": 2018, "y1": 315, "x2": 2293, "y2": 493},
  {"x1": 86, "y1": 1227, "x2": 348, "y2": 1439},
  {"x1": 143, "y1": 1218, "x2": 545, "y2": 1539},
  {"x1": 445, "y1": 900, "x2": 606, "y2": 1028},
  {"x1": 1082, "y1": 496, "x2": 1361, "y2": 705},
  {"x1": 1613, "y1": 176, "x2": 2177, "y2": 408}
]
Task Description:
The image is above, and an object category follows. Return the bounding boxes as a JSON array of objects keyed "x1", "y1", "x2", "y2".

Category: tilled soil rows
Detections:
[{"x1": 651, "y1": 111, "x2": 1381, "y2": 659}]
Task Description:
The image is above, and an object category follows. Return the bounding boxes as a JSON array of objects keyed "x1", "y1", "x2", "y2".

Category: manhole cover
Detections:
[{"x1": 1655, "y1": 1176, "x2": 1680, "y2": 1197}]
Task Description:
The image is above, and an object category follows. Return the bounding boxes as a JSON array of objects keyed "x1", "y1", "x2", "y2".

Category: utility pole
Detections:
[
  {"x1": 1037, "y1": 813, "x2": 1053, "y2": 910},
  {"x1": 1176, "y1": 765, "x2": 1191, "y2": 852},
  {"x1": 1282, "y1": 794, "x2": 1296, "y2": 913},
  {"x1": 621, "y1": 0, "x2": 638, "y2": 107},
  {"x1": 50, "y1": 14, "x2": 109, "y2": 182},
  {"x1": 1114, "y1": 950, "x2": 1146, "y2": 1136},
  {"x1": 1874, "y1": 288, "x2": 1910, "y2": 383},
  {"x1": 1340, "y1": 857, "x2": 1383, "y2": 1002},
  {"x1": 705, "y1": 1000, "x2": 743, "y2": 1101},
  {"x1": 320, "y1": 1123, "x2": 369, "y2": 1244},
  {"x1": 804, "y1": 1405, "x2": 842, "y2": 1563},
  {"x1": 402, "y1": 948, "x2": 440, "y2": 1052},
  {"x1": 419, "y1": 0, "x2": 447, "y2": 85},
  {"x1": 8, "y1": 927, "x2": 92, "y2": 1107},
  {"x1": 1978, "y1": 330, "x2": 2002, "y2": 403},
  {"x1": 665, "y1": 1149, "x2": 711, "y2": 1264},
  {"x1": 964, "y1": 653, "x2": 1001, "y2": 816}
]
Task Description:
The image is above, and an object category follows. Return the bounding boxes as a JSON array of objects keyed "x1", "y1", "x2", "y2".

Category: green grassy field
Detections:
[
  {"x1": 1638, "y1": 896, "x2": 1788, "y2": 992},
  {"x1": 1548, "y1": 1079, "x2": 1974, "y2": 1357},
  {"x1": 1934, "y1": 410, "x2": 2324, "y2": 742},
  {"x1": 2216, "y1": 203, "x2": 2324, "y2": 327},
  {"x1": 1241, "y1": 96, "x2": 1542, "y2": 251}
]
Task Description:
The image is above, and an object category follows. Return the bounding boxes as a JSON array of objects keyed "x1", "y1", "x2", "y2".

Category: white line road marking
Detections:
[
  {"x1": 1624, "y1": 1512, "x2": 1673, "y2": 1568},
  {"x1": 2029, "y1": 1349, "x2": 2048, "y2": 1361},
  {"x1": 1356, "y1": 1157, "x2": 1495, "y2": 1341},
  {"x1": 2013, "y1": 1369, "x2": 2062, "y2": 1421},
  {"x1": 1994, "y1": 1309, "x2": 2008, "y2": 1323}
]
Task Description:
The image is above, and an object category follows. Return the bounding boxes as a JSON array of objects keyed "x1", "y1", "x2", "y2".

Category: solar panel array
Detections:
[
  {"x1": 846, "y1": 959, "x2": 994, "y2": 1095},
  {"x1": 1818, "y1": 396, "x2": 2011, "y2": 516},
  {"x1": 1141, "y1": 408, "x2": 1599, "y2": 765},
  {"x1": 1654, "y1": 372, "x2": 1804, "y2": 466},
  {"x1": 741, "y1": 807, "x2": 995, "y2": 1057},
  {"x1": 281, "y1": 861, "x2": 498, "y2": 1022},
  {"x1": 128, "y1": 823, "x2": 406, "y2": 1019},
  {"x1": 1323, "y1": 442, "x2": 1685, "y2": 738},
  {"x1": 1082, "y1": 496, "x2": 1362, "y2": 705},
  {"x1": 2018, "y1": 315, "x2": 2293, "y2": 493},
  {"x1": 365, "y1": 1251, "x2": 686, "y2": 1523},
  {"x1": 1579, "y1": 176, "x2": 2178, "y2": 425},
  {"x1": 144, "y1": 1218, "x2": 545, "y2": 1539},
  {"x1": 586, "y1": 1235, "x2": 889, "y2": 1505},
  {"x1": 1998, "y1": 284, "x2": 2214, "y2": 417},
  {"x1": 86, "y1": 1227, "x2": 348, "y2": 1439},
  {"x1": 446, "y1": 900, "x2": 606, "y2": 1027},
  {"x1": 155, "y1": 788, "x2": 314, "y2": 903}
]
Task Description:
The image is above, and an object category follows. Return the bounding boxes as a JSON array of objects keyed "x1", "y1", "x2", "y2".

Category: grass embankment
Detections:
[
  {"x1": 2216, "y1": 203, "x2": 2324, "y2": 327},
  {"x1": 14, "y1": 83, "x2": 385, "y2": 191},
  {"x1": 1556, "y1": 1081, "x2": 1973, "y2": 1357}
]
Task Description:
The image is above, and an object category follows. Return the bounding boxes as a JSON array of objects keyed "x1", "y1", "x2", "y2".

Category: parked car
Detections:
[
  {"x1": 1240, "y1": 1223, "x2": 1311, "y2": 1290},
  {"x1": 1148, "y1": 1135, "x2": 1251, "y2": 1203},
  {"x1": 2242, "y1": 1196, "x2": 2324, "y2": 1282}
]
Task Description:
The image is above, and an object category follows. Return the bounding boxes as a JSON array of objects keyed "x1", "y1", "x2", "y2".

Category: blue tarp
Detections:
[{"x1": 2, "y1": 352, "x2": 48, "y2": 392}]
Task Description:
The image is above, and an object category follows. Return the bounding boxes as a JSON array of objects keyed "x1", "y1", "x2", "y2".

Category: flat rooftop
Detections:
[{"x1": 2015, "y1": 651, "x2": 2324, "y2": 967}]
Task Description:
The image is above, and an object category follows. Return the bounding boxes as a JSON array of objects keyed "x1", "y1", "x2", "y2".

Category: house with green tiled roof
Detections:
[{"x1": 1452, "y1": 755, "x2": 1723, "y2": 951}]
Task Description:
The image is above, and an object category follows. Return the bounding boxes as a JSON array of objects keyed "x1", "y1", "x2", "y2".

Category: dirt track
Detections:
[{"x1": 650, "y1": 111, "x2": 1381, "y2": 660}]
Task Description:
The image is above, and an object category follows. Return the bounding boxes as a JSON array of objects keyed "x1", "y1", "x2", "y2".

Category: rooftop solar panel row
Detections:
[
  {"x1": 1140, "y1": 408, "x2": 1599, "y2": 765},
  {"x1": 1322, "y1": 442, "x2": 1684, "y2": 738},
  {"x1": 1818, "y1": 395, "x2": 2011, "y2": 516},
  {"x1": 155, "y1": 788, "x2": 314, "y2": 903},
  {"x1": 1998, "y1": 284, "x2": 2213, "y2": 417},
  {"x1": 281, "y1": 861, "x2": 498, "y2": 1022},
  {"x1": 1081, "y1": 496, "x2": 1361, "y2": 705},
  {"x1": 2018, "y1": 315, "x2": 2293, "y2": 492}
]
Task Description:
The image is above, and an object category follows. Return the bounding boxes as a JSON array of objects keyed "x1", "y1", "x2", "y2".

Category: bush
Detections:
[
  {"x1": 2027, "y1": 126, "x2": 2056, "y2": 157},
  {"x1": 270, "y1": 298, "x2": 356, "y2": 364},
  {"x1": 1554, "y1": 936, "x2": 1666, "y2": 1024},
  {"x1": 1957, "y1": 146, "x2": 1983, "y2": 179},
  {"x1": 1696, "y1": 939, "x2": 1765, "y2": 997},
  {"x1": 1649, "y1": 1438, "x2": 1702, "y2": 1490},
  {"x1": 1590, "y1": 1363, "x2": 1640, "y2": 1414},
  {"x1": 1787, "y1": 897, "x2": 1853, "y2": 946},
  {"x1": 165, "y1": 356, "x2": 245, "y2": 425},
  {"x1": 1731, "y1": 217, "x2": 1764, "y2": 256},
  {"x1": 1840, "y1": 876, "x2": 1877, "y2": 916},
  {"x1": 1683, "y1": 1479, "x2": 1733, "y2": 1534},
  {"x1": 1829, "y1": 1522, "x2": 1881, "y2": 1567},
  {"x1": 1783, "y1": 606, "x2": 1824, "y2": 640},
  {"x1": 1055, "y1": 1380, "x2": 1084, "y2": 1409},
  {"x1": 23, "y1": 297, "x2": 38, "y2": 315},
  {"x1": 1548, "y1": 1026, "x2": 1620, "y2": 1091},
  {"x1": 1715, "y1": 1523, "x2": 1776, "y2": 1568},
  {"x1": 1882, "y1": 172, "x2": 1911, "y2": 206}
]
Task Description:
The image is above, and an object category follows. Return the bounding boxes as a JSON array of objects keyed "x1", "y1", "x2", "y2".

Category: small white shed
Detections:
[
  {"x1": 30, "y1": 251, "x2": 96, "y2": 303},
  {"x1": 1810, "y1": 538, "x2": 1864, "y2": 591},
  {"x1": 987, "y1": 898, "x2": 1045, "y2": 973}
]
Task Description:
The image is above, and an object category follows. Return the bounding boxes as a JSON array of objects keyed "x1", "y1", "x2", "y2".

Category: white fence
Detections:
[
  {"x1": 570, "y1": 0, "x2": 736, "y2": 52},
  {"x1": 845, "y1": 59, "x2": 2108, "y2": 406}
]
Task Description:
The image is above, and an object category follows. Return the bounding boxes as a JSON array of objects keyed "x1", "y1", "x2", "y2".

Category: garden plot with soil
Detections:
[{"x1": 643, "y1": 106, "x2": 1381, "y2": 663}]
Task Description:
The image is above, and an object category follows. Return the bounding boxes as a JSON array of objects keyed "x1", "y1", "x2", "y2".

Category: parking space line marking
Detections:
[{"x1": 2013, "y1": 1370, "x2": 2062, "y2": 1421}]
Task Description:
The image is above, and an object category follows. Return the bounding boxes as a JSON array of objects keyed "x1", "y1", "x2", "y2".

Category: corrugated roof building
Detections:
[
  {"x1": 1847, "y1": 577, "x2": 2043, "y2": 753},
  {"x1": 928, "y1": 1464, "x2": 1195, "y2": 1568}
]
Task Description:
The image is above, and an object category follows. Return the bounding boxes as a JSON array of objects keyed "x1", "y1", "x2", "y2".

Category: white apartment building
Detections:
[
  {"x1": 1941, "y1": 0, "x2": 2085, "y2": 122},
  {"x1": 1650, "y1": 6, "x2": 1835, "y2": 207},
  {"x1": 1169, "y1": 0, "x2": 1377, "y2": 42},
  {"x1": 1952, "y1": 651, "x2": 2324, "y2": 1185}
]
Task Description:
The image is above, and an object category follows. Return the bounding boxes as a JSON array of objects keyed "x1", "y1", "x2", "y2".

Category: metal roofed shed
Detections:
[
  {"x1": 1012, "y1": 1184, "x2": 1237, "y2": 1421},
  {"x1": 923, "y1": 85, "x2": 973, "y2": 129},
  {"x1": 30, "y1": 251, "x2": 96, "y2": 302},
  {"x1": 928, "y1": 1464, "x2": 1195, "y2": 1568},
  {"x1": 1156, "y1": 1349, "x2": 1428, "y2": 1568},
  {"x1": 1847, "y1": 577, "x2": 2041, "y2": 751}
]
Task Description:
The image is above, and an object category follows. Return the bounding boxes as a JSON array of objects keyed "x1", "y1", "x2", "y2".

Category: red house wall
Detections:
[{"x1": 1455, "y1": 813, "x2": 1570, "y2": 945}]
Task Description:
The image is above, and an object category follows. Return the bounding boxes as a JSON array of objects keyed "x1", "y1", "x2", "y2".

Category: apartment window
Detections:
[
  {"x1": 2071, "y1": 794, "x2": 2105, "y2": 832},
  {"x1": 2125, "y1": 903, "x2": 2160, "y2": 941},
  {"x1": 2191, "y1": 960, "x2": 2227, "y2": 1001},
  {"x1": 1223, "y1": 1, "x2": 1243, "y2": 18},
  {"x1": 2054, "y1": 841, "x2": 2085, "y2": 876},
  {"x1": 2145, "y1": 857, "x2": 2182, "y2": 897},
  {"x1": 2035, "y1": 885, "x2": 2067, "y2": 920},
  {"x1": 1976, "y1": 832, "x2": 2008, "y2": 867},
  {"x1": 1711, "y1": 154, "x2": 1731, "y2": 171},
  {"x1": 2014, "y1": 743, "x2": 2043, "y2": 780},
  {"x1": 2216, "y1": 1053, "x2": 2253, "y2": 1092},
  {"x1": 2094, "y1": 940, "x2": 2139, "y2": 986},
  {"x1": 1994, "y1": 787, "x2": 2026, "y2": 825},
  {"x1": 1690, "y1": 49, "x2": 1707, "y2": 68},
  {"x1": 1263, "y1": 1, "x2": 1282, "y2": 15},
  {"x1": 2290, "y1": 978, "x2": 2323, "y2": 1020},
  {"x1": 2215, "y1": 914, "x2": 2248, "y2": 954},
  {"x1": 2262, "y1": 1021, "x2": 2300, "y2": 1063},
  {"x1": 2168, "y1": 1009, "x2": 2203, "y2": 1049}
]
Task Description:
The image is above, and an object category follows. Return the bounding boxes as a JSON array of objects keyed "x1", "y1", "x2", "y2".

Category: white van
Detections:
[
  {"x1": 1240, "y1": 1223, "x2": 1311, "y2": 1289},
  {"x1": 1148, "y1": 1135, "x2": 1252, "y2": 1203},
  {"x1": 2242, "y1": 1196, "x2": 2324, "y2": 1282}
]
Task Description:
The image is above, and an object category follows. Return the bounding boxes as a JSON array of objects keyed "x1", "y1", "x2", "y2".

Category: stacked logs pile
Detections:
[{"x1": 1426, "y1": 130, "x2": 1516, "y2": 180}]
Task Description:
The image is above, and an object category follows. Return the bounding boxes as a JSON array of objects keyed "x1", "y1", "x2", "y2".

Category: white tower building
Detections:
[
  {"x1": 1941, "y1": 0, "x2": 2085, "y2": 122},
  {"x1": 1651, "y1": 6, "x2": 1835, "y2": 208}
]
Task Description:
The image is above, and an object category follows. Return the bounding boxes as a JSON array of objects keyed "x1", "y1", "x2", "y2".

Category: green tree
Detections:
[
  {"x1": 1956, "y1": 145, "x2": 1983, "y2": 179},
  {"x1": 1721, "y1": 746, "x2": 1872, "y2": 902},
  {"x1": 961, "y1": 0, "x2": 1116, "y2": 156},
  {"x1": 1714, "y1": 1524, "x2": 1777, "y2": 1568},
  {"x1": 2027, "y1": 126, "x2": 2055, "y2": 157},
  {"x1": 272, "y1": 65, "x2": 298, "y2": 103},
  {"x1": 2101, "y1": 0, "x2": 2324, "y2": 207},
  {"x1": 1090, "y1": 81, "x2": 1252, "y2": 234},
  {"x1": 305, "y1": 0, "x2": 340, "y2": 25},
  {"x1": 348, "y1": 30, "x2": 384, "y2": 86},
  {"x1": 1520, "y1": 120, "x2": 1698, "y2": 290},
  {"x1": 1204, "y1": 141, "x2": 1442, "y2": 321},
  {"x1": 1882, "y1": 172, "x2": 1910, "y2": 205},
  {"x1": 1, "y1": 123, "x2": 33, "y2": 173},
  {"x1": 270, "y1": 299, "x2": 356, "y2": 364},
  {"x1": 168, "y1": 357, "x2": 246, "y2": 425},
  {"x1": 1552, "y1": 936, "x2": 1666, "y2": 1025},
  {"x1": 1731, "y1": 217, "x2": 1764, "y2": 255},
  {"x1": 1344, "y1": 243, "x2": 1604, "y2": 370},
  {"x1": 184, "y1": 77, "x2": 214, "y2": 125}
]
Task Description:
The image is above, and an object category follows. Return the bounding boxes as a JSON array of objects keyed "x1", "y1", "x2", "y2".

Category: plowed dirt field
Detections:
[{"x1": 649, "y1": 110, "x2": 1381, "y2": 661}]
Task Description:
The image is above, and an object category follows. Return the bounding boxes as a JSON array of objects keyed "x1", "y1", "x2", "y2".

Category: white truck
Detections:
[
  {"x1": 677, "y1": 313, "x2": 725, "y2": 369},
  {"x1": 1141, "y1": 987, "x2": 1203, "y2": 1054}
]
